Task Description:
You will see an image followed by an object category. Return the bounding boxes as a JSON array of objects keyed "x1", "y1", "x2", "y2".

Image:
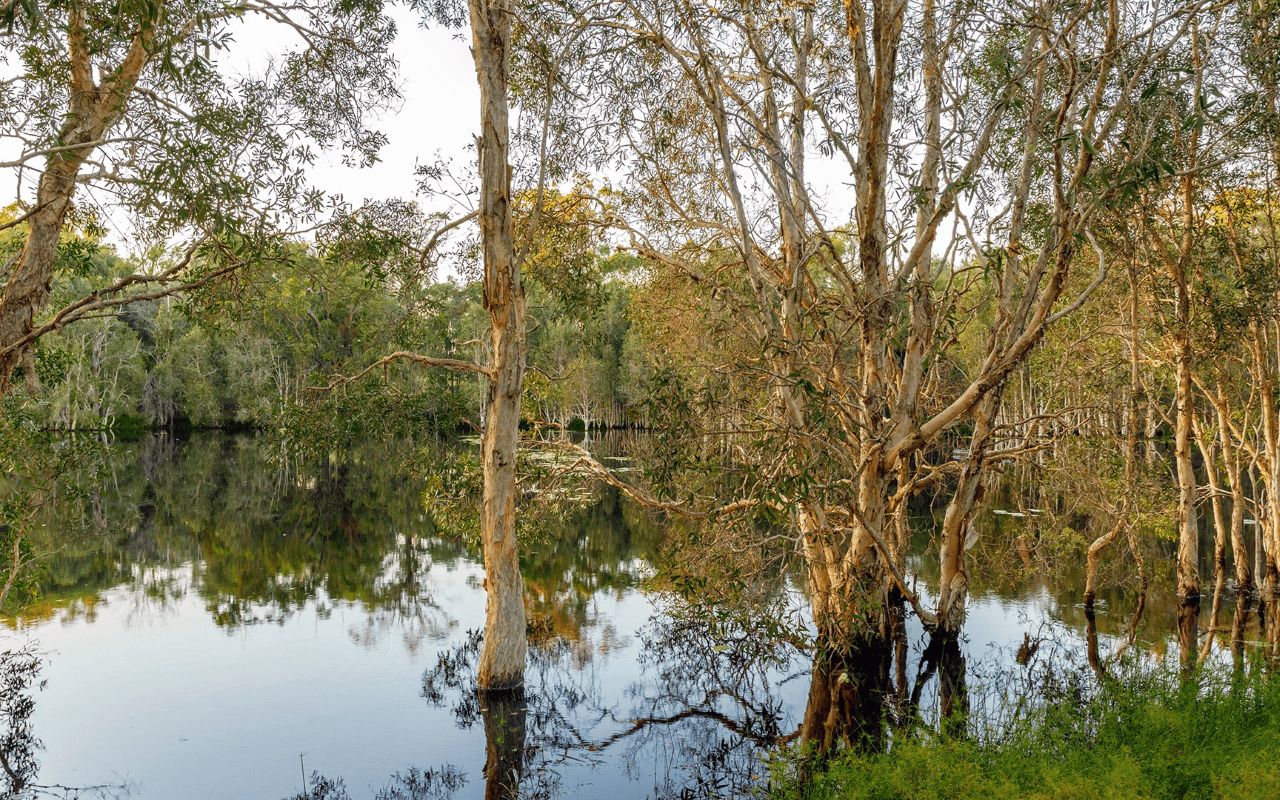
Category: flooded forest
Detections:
[{"x1": 4, "y1": 0, "x2": 1280, "y2": 798}]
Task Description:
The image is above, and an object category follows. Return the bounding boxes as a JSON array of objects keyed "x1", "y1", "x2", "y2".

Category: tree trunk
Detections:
[
  {"x1": 935, "y1": 391, "x2": 1001, "y2": 631},
  {"x1": 470, "y1": 0, "x2": 528, "y2": 691},
  {"x1": 1204, "y1": 379, "x2": 1254, "y2": 666},
  {"x1": 481, "y1": 687, "x2": 526, "y2": 800},
  {"x1": 0, "y1": 11, "x2": 154, "y2": 392},
  {"x1": 1195, "y1": 430, "x2": 1227, "y2": 662},
  {"x1": 0, "y1": 161, "x2": 79, "y2": 389},
  {"x1": 1172, "y1": 327, "x2": 1200, "y2": 668}
]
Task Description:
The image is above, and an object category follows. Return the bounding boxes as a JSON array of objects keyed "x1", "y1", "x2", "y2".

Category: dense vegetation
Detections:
[
  {"x1": 0, "y1": 209, "x2": 650, "y2": 434},
  {"x1": 771, "y1": 664, "x2": 1280, "y2": 800},
  {"x1": 6, "y1": 0, "x2": 1280, "y2": 796}
]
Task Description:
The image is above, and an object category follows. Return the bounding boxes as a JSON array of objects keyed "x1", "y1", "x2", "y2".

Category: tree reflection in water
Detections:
[
  {"x1": 0, "y1": 643, "x2": 41, "y2": 797},
  {"x1": 0, "y1": 642, "x2": 132, "y2": 800},
  {"x1": 9, "y1": 433, "x2": 1047, "y2": 798},
  {"x1": 277, "y1": 767, "x2": 468, "y2": 800},
  {"x1": 795, "y1": 614, "x2": 971, "y2": 782},
  {"x1": 420, "y1": 617, "x2": 804, "y2": 800},
  {"x1": 414, "y1": 610, "x2": 982, "y2": 799}
]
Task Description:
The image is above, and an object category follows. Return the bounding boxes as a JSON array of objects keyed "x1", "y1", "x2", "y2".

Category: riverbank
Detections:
[{"x1": 769, "y1": 660, "x2": 1280, "y2": 800}]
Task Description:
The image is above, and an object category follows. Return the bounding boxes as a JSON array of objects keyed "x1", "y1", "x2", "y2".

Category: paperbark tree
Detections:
[
  {"x1": 394, "y1": 0, "x2": 601, "y2": 690},
  {"x1": 0, "y1": 0, "x2": 398, "y2": 393},
  {"x1": 583, "y1": 0, "x2": 1203, "y2": 658},
  {"x1": 470, "y1": 0, "x2": 528, "y2": 691},
  {"x1": 1138, "y1": 11, "x2": 1219, "y2": 665}
]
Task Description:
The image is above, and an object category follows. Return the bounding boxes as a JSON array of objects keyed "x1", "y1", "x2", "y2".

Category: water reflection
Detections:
[
  {"x1": 0, "y1": 432, "x2": 1220, "y2": 799},
  {"x1": 0, "y1": 641, "x2": 132, "y2": 800},
  {"x1": 418, "y1": 616, "x2": 802, "y2": 800},
  {"x1": 0, "y1": 644, "x2": 41, "y2": 796},
  {"x1": 10, "y1": 432, "x2": 771, "y2": 798}
]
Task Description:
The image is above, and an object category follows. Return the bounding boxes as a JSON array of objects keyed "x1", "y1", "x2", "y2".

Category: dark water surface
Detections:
[{"x1": 1, "y1": 433, "x2": 1188, "y2": 799}]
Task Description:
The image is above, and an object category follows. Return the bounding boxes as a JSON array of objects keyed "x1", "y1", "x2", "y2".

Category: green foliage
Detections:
[
  {"x1": 19, "y1": 234, "x2": 481, "y2": 432},
  {"x1": 0, "y1": 395, "x2": 102, "y2": 611},
  {"x1": 525, "y1": 275, "x2": 648, "y2": 428},
  {"x1": 770, "y1": 664, "x2": 1280, "y2": 800},
  {"x1": 2, "y1": 0, "x2": 399, "y2": 242},
  {"x1": 12, "y1": 199, "x2": 656, "y2": 437},
  {"x1": 18, "y1": 432, "x2": 663, "y2": 647},
  {"x1": 418, "y1": 443, "x2": 484, "y2": 544}
]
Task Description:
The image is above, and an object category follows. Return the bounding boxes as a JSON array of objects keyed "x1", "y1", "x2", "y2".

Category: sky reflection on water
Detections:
[{"x1": 0, "y1": 432, "x2": 1131, "y2": 799}]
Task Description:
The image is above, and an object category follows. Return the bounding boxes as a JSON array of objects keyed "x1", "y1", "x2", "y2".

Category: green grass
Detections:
[{"x1": 769, "y1": 664, "x2": 1280, "y2": 800}]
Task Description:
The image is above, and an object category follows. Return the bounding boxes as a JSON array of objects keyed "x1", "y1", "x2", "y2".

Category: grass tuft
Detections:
[{"x1": 769, "y1": 662, "x2": 1280, "y2": 800}]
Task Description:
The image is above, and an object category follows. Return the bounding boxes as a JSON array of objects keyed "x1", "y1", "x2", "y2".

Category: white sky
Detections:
[
  {"x1": 232, "y1": 8, "x2": 480, "y2": 220},
  {"x1": 225, "y1": 7, "x2": 862, "y2": 255}
]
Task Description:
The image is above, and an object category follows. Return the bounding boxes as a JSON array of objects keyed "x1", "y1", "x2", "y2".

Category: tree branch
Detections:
[{"x1": 310, "y1": 350, "x2": 494, "y2": 394}]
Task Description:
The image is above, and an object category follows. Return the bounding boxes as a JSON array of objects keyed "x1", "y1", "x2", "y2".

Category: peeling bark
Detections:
[
  {"x1": 0, "y1": 10, "x2": 157, "y2": 392},
  {"x1": 470, "y1": 0, "x2": 528, "y2": 691}
]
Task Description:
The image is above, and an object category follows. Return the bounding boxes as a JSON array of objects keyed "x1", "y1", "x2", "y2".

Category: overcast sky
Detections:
[
  {"x1": 239, "y1": 8, "x2": 480, "y2": 218},
  {"x1": 228, "y1": 6, "x2": 859, "y2": 247}
]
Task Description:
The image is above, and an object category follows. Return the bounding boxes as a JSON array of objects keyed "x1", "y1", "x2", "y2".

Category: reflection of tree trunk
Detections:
[
  {"x1": 1126, "y1": 579, "x2": 1147, "y2": 651},
  {"x1": 799, "y1": 631, "x2": 895, "y2": 756},
  {"x1": 1177, "y1": 593, "x2": 1201, "y2": 672},
  {"x1": 480, "y1": 688, "x2": 526, "y2": 800},
  {"x1": 923, "y1": 632, "x2": 968, "y2": 739},
  {"x1": 1085, "y1": 605, "x2": 1105, "y2": 678},
  {"x1": 1231, "y1": 591, "x2": 1253, "y2": 672}
]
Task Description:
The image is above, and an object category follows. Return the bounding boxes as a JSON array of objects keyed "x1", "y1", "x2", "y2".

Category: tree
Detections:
[
  {"x1": 468, "y1": 0, "x2": 528, "y2": 691},
  {"x1": 581, "y1": 0, "x2": 1204, "y2": 676},
  {"x1": 0, "y1": 0, "x2": 399, "y2": 392}
]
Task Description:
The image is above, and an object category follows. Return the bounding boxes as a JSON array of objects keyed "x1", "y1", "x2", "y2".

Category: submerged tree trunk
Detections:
[
  {"x1": 932, "y1": 633, "x2": 968, "y2": 739},
  {"x1": 481, "y1": 687, "x2": 527, "y2": 800},
  {"x1": 799, "y1": 611, "x2": 900, "y2": 755},
  {"x1": 470, "y1": 0, "x2": 528, "y2": 691},
  {"x1": 1172, "y1": 308, "x2": 1201, "y2": 667}
]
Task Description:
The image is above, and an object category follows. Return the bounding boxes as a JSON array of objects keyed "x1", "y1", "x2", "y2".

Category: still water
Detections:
[{"x1": 2, "y1": 433, "x2": 1172, "y2": 799}]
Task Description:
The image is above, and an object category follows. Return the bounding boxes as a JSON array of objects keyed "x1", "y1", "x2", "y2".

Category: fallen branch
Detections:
[
  {"x1": 535, "y1": 439, "x2": 779, "y2": 521},
  {"x1": 309, "y1": 350, "x2": 493, "y2": 395}
]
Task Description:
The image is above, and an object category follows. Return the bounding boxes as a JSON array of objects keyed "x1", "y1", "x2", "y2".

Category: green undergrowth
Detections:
[{"x1": 769, "y1": 663, "x2": 1280, "y2": 800}]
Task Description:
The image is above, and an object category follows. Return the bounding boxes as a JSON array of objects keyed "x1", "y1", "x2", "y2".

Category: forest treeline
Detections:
[{"x1": 0, "y1": 209, "x2": 651, "y2": 433}]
